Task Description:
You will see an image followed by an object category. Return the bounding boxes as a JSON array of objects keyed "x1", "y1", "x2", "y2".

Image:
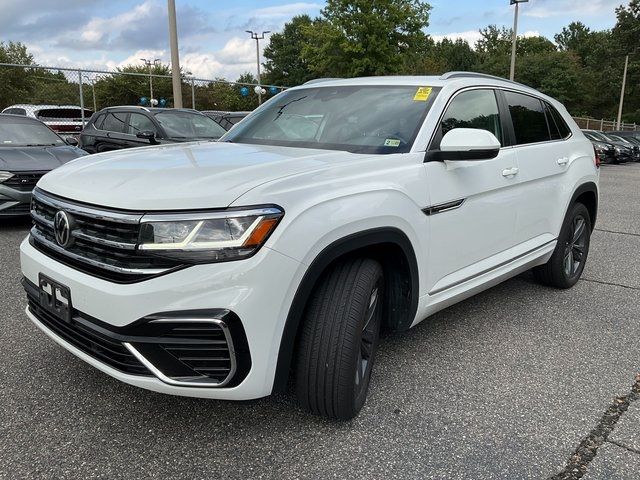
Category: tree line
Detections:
[
  {"x1": 262, "y1": 0, "x2": 640, "y2": 123},
  {"x1": 1, "y1": 0, "x2": 638, "y2": 121}
]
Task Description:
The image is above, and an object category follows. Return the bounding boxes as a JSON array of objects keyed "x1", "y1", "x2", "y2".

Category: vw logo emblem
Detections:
[{"x1": 54, "y1": 211, "x2": 73, "y2": 248}]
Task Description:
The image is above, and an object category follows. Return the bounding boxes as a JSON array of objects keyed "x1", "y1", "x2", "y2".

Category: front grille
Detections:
[
  {"x1": 26, "y1": 292, "x2": 150, "y2": 376},
  {"x1": 4, "y1": 171, "x2": 46, "y2": 191},
  {"x1": 30, "y1": 189, "x2": 183, "y2": 282},
  {"x1": 1, "y1": 202, "x2": 30, "y2": 214}
]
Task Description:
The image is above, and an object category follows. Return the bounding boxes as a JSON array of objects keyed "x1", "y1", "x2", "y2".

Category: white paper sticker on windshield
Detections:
[{"x1": 384, "y1": 139, "x2": 401, "y2": 147}]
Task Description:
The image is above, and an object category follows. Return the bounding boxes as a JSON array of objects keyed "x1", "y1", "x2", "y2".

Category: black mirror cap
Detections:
[
  {"x1": 425, "y1": 148, "x2": 500, "y2": 162},
  {"x1": 136, "y1": 130, "x2": 156, "y2": 141},
  {"x1": 65, "y1": 137, "x2": 79, "y2": 146}
]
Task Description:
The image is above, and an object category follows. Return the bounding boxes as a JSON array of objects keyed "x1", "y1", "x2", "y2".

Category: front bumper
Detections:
[{"x1": 20, "y1": 237, "x2": 304, "y2": 400}]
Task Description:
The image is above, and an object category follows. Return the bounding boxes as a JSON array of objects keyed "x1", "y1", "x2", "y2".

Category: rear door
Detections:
[
  {"x1": 98, "y1": 112, "x2": 130, "y2": 152},
  {"x1": 501, "y1": 91, "x2": 572, "y2": 248},
  {"x1": 424, "y1": 88, "x2": 520, "y2": 294}
]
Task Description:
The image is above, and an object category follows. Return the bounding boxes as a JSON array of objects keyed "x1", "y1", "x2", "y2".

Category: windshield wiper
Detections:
[{"x1": 274, "y1": 95, "x2": 308, "y2": 120}]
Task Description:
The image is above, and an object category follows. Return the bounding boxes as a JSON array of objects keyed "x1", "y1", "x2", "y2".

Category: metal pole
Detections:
[
  {"x1": 168, "y1": 0, "x2": 183, "y2": 108},
  {"x1": 509, "y1": 2, "x2": 519, "y2": 81},
  {"x1": 91, "y1": 83, "x2": 97, "y2": 112},
  {"x1": 149, "y1": 63, "x2": 154, "y2": 102},
  {"x1": 616, "y1": 54, "x2": 629, "y2": 130},
  {"x1": 255, "y1": 37, "x2": 262, "y2": 104},
  {"x1": 78, "y1": 70, "x2": 85, "y2": 127},
  {"x1": 191, "y1": 77, "x2": 195, "y2": 109}
]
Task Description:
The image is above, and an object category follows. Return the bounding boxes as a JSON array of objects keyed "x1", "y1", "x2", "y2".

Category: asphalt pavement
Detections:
[{"x1": 1, "y1": 163, "x2": 639, "y2": 479}]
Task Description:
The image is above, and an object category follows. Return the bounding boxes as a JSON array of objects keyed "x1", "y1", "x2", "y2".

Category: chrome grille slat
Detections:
[{"x1": 30, "y1": 189, "x2": 183, "y2": 282}]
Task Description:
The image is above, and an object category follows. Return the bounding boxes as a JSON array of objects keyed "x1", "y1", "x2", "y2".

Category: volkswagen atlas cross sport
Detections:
[{"x1": 21, "y1": 73, "x2": 599, "y2": 420}]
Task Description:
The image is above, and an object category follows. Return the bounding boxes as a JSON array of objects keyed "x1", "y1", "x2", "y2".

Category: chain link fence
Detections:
[
  {"x1": 1, "y1": 63, "x2": 638, "y2": 136},
  {"x1": 0, "y1": 63, "x2": 286, "y2": 135}
]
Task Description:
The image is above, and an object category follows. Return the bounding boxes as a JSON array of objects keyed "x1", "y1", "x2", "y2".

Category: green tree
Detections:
[
  {"x1": 302, "y1": 0, "x2": 432, "y2": 77},
  {"x1": 263, "y1": 15, "x2": 314, "y2": 86}
]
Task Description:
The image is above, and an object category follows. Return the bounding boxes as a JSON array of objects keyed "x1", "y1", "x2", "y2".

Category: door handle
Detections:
[
  {"x1": 557, "y1": 157, "x2": 569, "y2": 166},
  {"x1": 502, "y1": 167, "x2": 519, "y2": 177}
]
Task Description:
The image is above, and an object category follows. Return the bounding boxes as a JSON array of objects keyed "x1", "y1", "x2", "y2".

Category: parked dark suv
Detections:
[{"x1": 79, "y1": 106, "x2": 227, "y2": 153}]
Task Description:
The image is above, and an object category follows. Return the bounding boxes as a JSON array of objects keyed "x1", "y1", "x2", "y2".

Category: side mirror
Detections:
[
  {"x1": 136, "y1": 130, "x2": 157, "y2": 143},
  {"x1": 65, "y1": 137, "x2": 79, "y2": 146},
  {"x1": 434, "y1": 128, "x2": 501, "y2": 161}
]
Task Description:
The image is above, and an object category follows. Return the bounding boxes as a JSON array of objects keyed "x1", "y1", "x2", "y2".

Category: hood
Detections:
[
  {"x1": 0, "y1": 145, "x2": 86, "y2": 172},
  {"x1": 37, "y1": 141, "x2": 366, "y2": 210}
]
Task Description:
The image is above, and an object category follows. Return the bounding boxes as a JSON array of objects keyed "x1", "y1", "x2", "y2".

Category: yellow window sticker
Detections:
[
  {"x1": 384, "y1": 139, "x2": 401, "y2": 147},
  {"x1": 413, "y1": 86, "x2": 432, "y2": 102}
]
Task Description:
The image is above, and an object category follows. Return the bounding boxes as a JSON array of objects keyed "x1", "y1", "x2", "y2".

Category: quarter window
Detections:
[
  {"x1": 439, "y1": 89, "x2": 502, "y2": 145},
  {"x1": 128, "y1": 113, "x2": 156, "y2": 135},
  {"x1": 505, "y1": 92, "x2": 549, "y2": 145},
  {"x1": 101, "y1": 112, "x2": 128, "y2": 133},
  {"x1": 544, "y1": 102, "x2": 571, "y2": 140}
]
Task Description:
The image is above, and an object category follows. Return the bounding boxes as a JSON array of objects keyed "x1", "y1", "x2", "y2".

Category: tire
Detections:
[
  {"x1": 533, "y1": 202, "x2": 591, "y2": 289},
  {"x1": 295, "y1": 257, "x2": 384, "y2": 420}
]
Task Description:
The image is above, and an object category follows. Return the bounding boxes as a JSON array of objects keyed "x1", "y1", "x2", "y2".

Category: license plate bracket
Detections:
[{"x1": 38, "y1": 273, "x2": 72, "y2": 323}]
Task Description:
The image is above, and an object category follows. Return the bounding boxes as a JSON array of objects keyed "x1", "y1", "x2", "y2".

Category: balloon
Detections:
[
  {"x1": 139, "y1": 97, "x2": 148, "y2": 105},
  {"x1": 269, "y1": 86, "x2": 279, "y2": 95},
  {"x1": 159, "y1": 98, "x2": 167, "y2": 107},
  {"x1": 240, "y1": 86, "x2": 249, "y2": 97},
  {"x1": 260, "y1": 88, "x2": 266, "y2": 95},
  {"x1": 254, "y1": 85, "x2": 262, "y2": 94},
  {"x1": 150, "y1": 98, "x2": 159, "y2": 107}
]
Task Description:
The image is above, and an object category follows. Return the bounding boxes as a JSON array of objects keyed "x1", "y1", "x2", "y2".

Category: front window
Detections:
[
  {"x1": 0, "y1": 118, "x2": 65, "y2": 147},
  {"x1": 154, "y1": 112, "x2": 226, "y2": 140},
  {"x1": 222, "y1": 85, "x2": 439, "y2": 154}
]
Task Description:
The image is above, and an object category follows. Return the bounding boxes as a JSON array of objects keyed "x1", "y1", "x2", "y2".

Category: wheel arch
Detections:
[
  {"x1": 569, "y1": 181, "x2": 598, "y2": 231},
  {"x1": 271, "y1": 227, "x2": 419, "y2": 393}
]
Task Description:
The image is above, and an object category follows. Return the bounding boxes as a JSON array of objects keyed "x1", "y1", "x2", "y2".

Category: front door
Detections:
[{"x1": 424, "y1": 88, "x2": 519, "y2": 295}]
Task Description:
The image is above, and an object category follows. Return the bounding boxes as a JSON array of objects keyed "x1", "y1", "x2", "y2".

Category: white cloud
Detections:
[
  {"x1": 524, "y1": 0, "x2": 613, "y2": 19},
  {"x1": 253, "y1": 2, "x2": 322, "y2": 18},
  {"x1": 79, "y1": 1, "x2": 154, "y2": 45}
]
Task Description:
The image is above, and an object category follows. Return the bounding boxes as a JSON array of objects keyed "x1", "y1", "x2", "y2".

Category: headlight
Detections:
[
  {"x1": 0, "y1": 171, "x2": 14, "y2": 183},
  {"x1": 138, "y1": 206, "x2": 284, "y2": 263}
]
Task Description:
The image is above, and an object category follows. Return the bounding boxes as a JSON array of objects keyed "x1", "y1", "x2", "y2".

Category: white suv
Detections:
[{"x1": 20, "y1": 73, "x2": 599, "y2": 419}]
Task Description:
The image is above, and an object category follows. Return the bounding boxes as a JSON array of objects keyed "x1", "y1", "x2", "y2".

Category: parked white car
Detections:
[
  {"x1": 21, "y1": 73, "x2": 599, "y2": 419},
  {"x1": 2, "y1": 104, "x2": 93, "y2": 138}
]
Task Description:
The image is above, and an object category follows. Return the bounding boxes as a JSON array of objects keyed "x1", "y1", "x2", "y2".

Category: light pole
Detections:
[
  {"x1": 168, "y1": 0, "x2": 183, "y2": 108},
  {"x1": 616, "y1": 49, "x2": 638, "y2": 130},
  {"x1": 246, "y1": 30, "x2": 270, "y2": 104},
  {"x1": 509, "y1": 0, "x2": 528, "y2": 81},
  {"x1": 141, "y1": 58, "x2": 161, "y2": 104}
]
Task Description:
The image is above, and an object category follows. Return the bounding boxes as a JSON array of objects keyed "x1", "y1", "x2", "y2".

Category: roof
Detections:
[
  {"x1": 296, "y1": 71, "x2": 545, "y2": 98},
  {"x1": 100, "y1": 106, "x2": 205, "y2": 114},
  {"x1": 2, "y1": 104, "x2": 86, "y2": 110}
]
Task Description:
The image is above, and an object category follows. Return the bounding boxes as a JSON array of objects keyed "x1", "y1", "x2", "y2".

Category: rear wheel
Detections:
[
  {"x1": 533, "y1": 202, "x2": 591, "y2": 289},
  {"x1": 295, "y1": 257, "x2": 384, "y2": 420}
]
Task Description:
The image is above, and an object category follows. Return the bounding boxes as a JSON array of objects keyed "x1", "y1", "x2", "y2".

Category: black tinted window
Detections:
[
  {"x1": 101, "y1": 112, "x2": 127, "y2": 133},
  {"x1": 128, "y1": 113, "x2": 156, "y2": 135},
  {"x1": 4, "y1": 108, "x2": 26, "y2": 115},
  {"x1": 545, "y1": 102, "x2": 571, "y2": 139},
  {"x1": 505, "y1": 92, "x2": 549, "y2": 145},
  {"x1": 92, "y1": 113, "x2": 106, "y2": 129},
  {"x1": 440, "y1": 89, "x2": 502, "y2": 143}
]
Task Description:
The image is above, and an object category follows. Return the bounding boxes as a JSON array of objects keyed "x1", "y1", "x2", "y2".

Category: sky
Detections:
[{"x1": 0, "y1": 0, "x2": 622, "y2": 81}]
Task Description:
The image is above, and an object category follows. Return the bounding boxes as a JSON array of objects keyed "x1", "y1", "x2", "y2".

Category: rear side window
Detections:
[
  {"x1": 36, "y1": 108, "x2": 93, "y2": 120},
  {"x1": 4, "y1": 108, "x2": 26, "y2": 115},
  {"x1": 439, "y1": 89, "x2": 502, "y2": 145},
  {"x1": 128, "y1": 113, "x2": 156, "y2": 135},
  {"x1": 101, "y1": 112, "x2": 128, "y2": 133},
  {"x1": 544, "y1": 102, "x2": 571, "y2": 140},
  {"x1": 92, "y1": 113, "x2": 106, "y2": 129},
  {"x1": 505, "y1": 92, "x2": 549, "y2": 145}
]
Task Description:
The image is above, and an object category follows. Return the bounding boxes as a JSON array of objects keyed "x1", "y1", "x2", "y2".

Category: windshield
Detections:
[
  {"x1": 587, "y1": 131, "x2": 609, "y2": 142},
  {"x1": 222, "y1": 85, "x2": 439, "y2": 154},
  {"x1": 0, "y1": 119, "x2": 65, "y2": 147},
  {"x1": 154, "y1": 111, "x2": 226, "y2": 139}
]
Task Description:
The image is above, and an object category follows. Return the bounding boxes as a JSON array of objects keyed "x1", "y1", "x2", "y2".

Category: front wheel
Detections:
[
  {"x1": 533, "y1": 203, "x2": 591, "y2": 289},
  {"x1": 295, "y1": 257, "x2": 384, "y2": 420}
]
